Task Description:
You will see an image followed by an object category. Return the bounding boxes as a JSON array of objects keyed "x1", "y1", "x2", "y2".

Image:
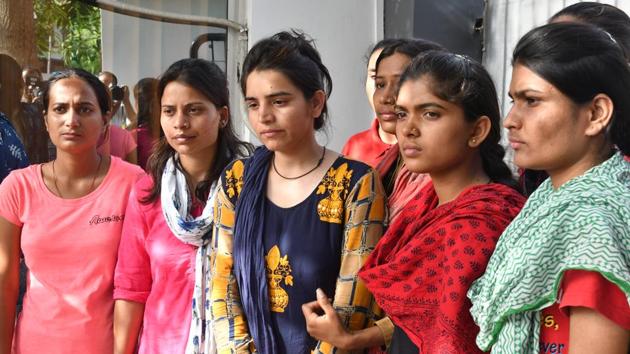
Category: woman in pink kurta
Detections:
[
  {"x1": 0, "y1": 69, "x2": 142, "y2": 354},
  {"x1": 113, "y1": 59, "x2": 252, "y2": 354}
]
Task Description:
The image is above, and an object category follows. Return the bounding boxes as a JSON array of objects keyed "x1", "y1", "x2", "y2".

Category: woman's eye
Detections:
[
  {"x1": 246, "y1": 102, "x2": 258, "y2": 110},
  {"x1": 162, "y1": 108, "x2": 174, "y2": 116},
  {"x1": 375, "y1": 82, "x2": 385, "y2": 89},
  {"x1": 187, "y1": 107, "x2": 202, "y2": 115},
  {"x1": 272, "y1": 99, "x2": 286, "y2": 106},
  {"x1": 525, "y1": 97, "x2": 539, "y2": 106},
  {"x1": 52, "y1": 106, "x2": 65, "y2": 113},
  {"x1": 396, "y1": 111, "x2": 407, "y2": 120},
  {"x1": 79, "y1": 106, "x2": 93, "y2": 114},
  {"x1": 423, "y1": 111, "x2": 440, "y2": 119}
]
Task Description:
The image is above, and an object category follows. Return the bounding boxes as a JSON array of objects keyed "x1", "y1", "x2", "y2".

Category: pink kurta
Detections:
[
  {"x1": 114, "y1": 175, "x2": 197, "y2": 354},
  {"x1": 0, "y1": 157, "x2": 142, "y2": 354}
]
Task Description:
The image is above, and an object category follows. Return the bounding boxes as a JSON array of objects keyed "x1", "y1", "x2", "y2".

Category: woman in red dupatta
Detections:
[{"x1": 303, "y1": 51, "x2": 525, "y2": 353}]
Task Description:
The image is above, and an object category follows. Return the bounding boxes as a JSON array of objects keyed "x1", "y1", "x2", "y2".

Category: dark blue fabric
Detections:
[
  {"x1": 0, "y1": 112, "x2": 29, "y2": 182},
  {"x1": 263, "y1": 189, "x2": 344, "y2": 353},
  {"x1": 232, "y1": 146, "x2": 278, "y2": 354}
]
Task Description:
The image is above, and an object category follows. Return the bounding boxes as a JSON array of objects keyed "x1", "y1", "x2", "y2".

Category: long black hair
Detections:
[
  {"x1": 240, "y1": 30, "x2": 332, "y2": 130},
  {"x1": 375, "y1": 38, "x2": 444, "y2": 72},
  {"x1": 143, "y1": 58, "x2": 253, "y2": 203},
  {"x1": 513, "y1": 23, "x2": 630, "y2": 156},
  {"x1": 398, "y1": 50, "x2": 518, "y2": 190}
]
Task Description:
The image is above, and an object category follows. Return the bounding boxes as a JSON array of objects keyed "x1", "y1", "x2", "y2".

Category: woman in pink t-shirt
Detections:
[
  {"x1": 0, "y1": 69, "x2": 143, "y2": 353},
  {"x1": 113, "y1": 59, "x2": 252, "y2": 354}
]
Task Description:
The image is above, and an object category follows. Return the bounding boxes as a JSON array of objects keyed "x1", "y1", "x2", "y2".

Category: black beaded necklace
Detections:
[{"x1": 272, "y1": 146, "x2": 326, "y2": 180}]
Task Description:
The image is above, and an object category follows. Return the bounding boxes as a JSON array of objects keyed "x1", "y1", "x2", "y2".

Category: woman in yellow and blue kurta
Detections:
[{"x1": 210, "y1": 31, "x2": 389, "y2": 354}]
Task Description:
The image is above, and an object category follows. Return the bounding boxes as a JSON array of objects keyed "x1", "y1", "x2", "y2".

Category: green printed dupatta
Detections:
[{"x1": 468, "y1": 152, "x2": 630, "y2": 353}]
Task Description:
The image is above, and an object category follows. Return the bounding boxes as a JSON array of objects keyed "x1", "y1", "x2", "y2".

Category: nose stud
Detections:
[{"x1": 410, "y1": 127, "x2": 419, "y2": 135}]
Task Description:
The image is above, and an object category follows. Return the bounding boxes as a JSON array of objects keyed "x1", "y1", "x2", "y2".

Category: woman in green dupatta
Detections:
[{"x1": 468, "y1": 23, "x2": 630, "y2": 354}]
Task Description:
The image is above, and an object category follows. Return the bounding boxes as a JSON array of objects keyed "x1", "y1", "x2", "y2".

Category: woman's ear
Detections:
[
  {"x1": 310, "y1": 90, "x2": 326, "y2": 119},
  {"x1": 219, "y1": 106, "x2": 229, "y2": 128},
  {"x1": 585, "y1": 93, "x2": 613, "y2": 137},
  {"x1": 468, "y1": 115, "x2": 492, "y2": 148}
]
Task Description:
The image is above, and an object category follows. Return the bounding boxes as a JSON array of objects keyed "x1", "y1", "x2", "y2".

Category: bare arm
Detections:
[
  {"x1": 113, "y1": 300, "x2": 145, "y2": 354},
  {"x1": 0, "y1": 217, "x2": 20, "y2": 353},
  {"x1": 569, "y1": 306, "x2": 629, "y2": 354}
]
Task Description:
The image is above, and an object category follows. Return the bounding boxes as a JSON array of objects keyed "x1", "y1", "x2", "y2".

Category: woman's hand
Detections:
[{"x1": 302, "y1": 289, "x2": 355, "y2": 350}]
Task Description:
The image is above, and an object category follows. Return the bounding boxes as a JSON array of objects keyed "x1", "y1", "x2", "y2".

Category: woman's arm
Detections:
[
  {"x1": 311, "y1": 168, "x2": 388, "y2": 353},
  {"x1": 303, "y1": 290, "x2": 390, "y2": 350},
  {"x1": 569, "y1": 307, "x2": 629, "y2": 354},
  {"x1": 0, "y1": 217, "x2": 20, "y2": 353},
  {"x1": 113, "y1": 300, "x2": 145, "y2": 354},
  {"x1": 210, "y1": 185, "x2": 255, "y2": 353}
]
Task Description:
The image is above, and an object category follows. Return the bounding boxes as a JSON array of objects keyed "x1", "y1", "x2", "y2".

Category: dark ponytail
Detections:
[
  {"x1": 240, "y1": 30, "x2": 333, "y2": 130},
  {"x1": 398, "y1": 51, "x2": 518, "y2": 190}
]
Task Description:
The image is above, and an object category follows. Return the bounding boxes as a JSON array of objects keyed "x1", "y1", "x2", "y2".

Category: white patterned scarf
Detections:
[{"x1": 161, "y1": 156, "x2": 217, "y2": 354}]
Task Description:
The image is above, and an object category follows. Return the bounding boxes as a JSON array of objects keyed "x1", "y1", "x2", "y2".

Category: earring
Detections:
[{"x1": 471, "y1": 138, "x2": 477, "y2": 144}]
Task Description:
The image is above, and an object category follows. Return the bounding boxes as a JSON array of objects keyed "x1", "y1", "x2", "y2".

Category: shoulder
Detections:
[
  {"x1": 110, "y1": 156, "x2": 144, "y2": 176},
  {"x1": 220, "y1": 157, "x2": 248, "y2": 203},
  {"x1": 3, "y1": 165, "x2": 38, "y2": 184}
]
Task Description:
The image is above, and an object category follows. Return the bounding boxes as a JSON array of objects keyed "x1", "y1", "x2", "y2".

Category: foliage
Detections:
[{"x1": 34, "y1": 0, "x2": 102, "y2": 73}]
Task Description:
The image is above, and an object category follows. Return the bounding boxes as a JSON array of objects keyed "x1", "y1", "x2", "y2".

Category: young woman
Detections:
[
  {"x1": 0, "y1": 68, "x2": 143, "y2": 353},
  {"x1": 304, "y1": 51, "x2": 525, "y2": 353},
  {"x1": 520, "y1": 1, "x2": 630, "y2": 195},
  {"x1": 341, "y1": 38, "x2": 401, "y2": 168},
  {"x1": 371, "y1": 39, "x2": 443, "y2": 221},
  {"x1": 469, "y1": 23, "x2": 630, "y2": 354},
  {"x1": 113, "y1": 59, "x2": 252, "y2": 354},
  {"x1": 210, "y1": 31, "x2": 387, "y2": 354}
]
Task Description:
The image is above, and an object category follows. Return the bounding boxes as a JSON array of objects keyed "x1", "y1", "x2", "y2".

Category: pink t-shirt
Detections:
[
  {"x1": 0, "y1": 157, "x2": 143, "y2": 354},
  {"x1": 98, "y1": 125, "x2": 137, "y2": 159},
  {"x1": 114, "y1": 175, "x2": 197, "y2": 354}
]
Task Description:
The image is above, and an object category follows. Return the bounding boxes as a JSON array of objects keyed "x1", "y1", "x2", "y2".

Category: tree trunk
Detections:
[{"x1": 0, "y1": 0, "x2": 37, "y2": 68}]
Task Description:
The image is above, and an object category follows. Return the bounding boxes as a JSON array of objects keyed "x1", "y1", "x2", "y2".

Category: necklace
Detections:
[
  {"x1": 52, "y1": 154, "x2": 103, "y2": 198},
  {"x1": 272, "y1": 146, "x2": 326, "y2": 180}
]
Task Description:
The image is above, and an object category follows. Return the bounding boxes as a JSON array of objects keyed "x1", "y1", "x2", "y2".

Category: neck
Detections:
[
  {"x1": 548, "y1": 143, "x2": 613, "y2": 189},
  {"x1": 430, "y1": 153, "x2": 489, "y2": 206},
  {"x1": 378, "y1": 126, "x2": 397, "y2": 144},
  {"x1": 54, "y1": 149, "x2": 101, "y2": 178},
  {"x1": 273, "y1": 137, "x2": 322, "y2": 175},
  {"x1": 179, "y1": 148, "x2": 216, "y2": 188}
]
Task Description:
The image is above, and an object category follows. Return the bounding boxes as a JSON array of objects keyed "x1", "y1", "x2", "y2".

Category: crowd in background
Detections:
[{"x1": 0, "y1": 2, "x2": 628, "y2": 354}]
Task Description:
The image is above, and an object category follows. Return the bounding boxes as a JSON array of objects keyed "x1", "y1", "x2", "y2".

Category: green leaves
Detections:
[{"x1": 34, "y1": 0, "x2": 101, "y2": 73}]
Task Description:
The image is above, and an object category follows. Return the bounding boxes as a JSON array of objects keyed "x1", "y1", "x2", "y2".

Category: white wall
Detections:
[{"x1": 246, "y1": 0, "x2": 384, "y2": 151}]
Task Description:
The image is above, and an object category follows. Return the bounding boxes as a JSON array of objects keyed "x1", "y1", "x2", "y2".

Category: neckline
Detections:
[
  {"x1": 37, "y1": 156, "x2": 116, "y2": 203},
  {"x1": 265, "y1": 154, "x2": 344, "y2": 211}
]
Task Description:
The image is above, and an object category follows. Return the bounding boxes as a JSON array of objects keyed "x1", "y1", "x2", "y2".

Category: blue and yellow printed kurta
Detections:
[{"x1": 211, "y1": 155, "x2": 390, "y2": 354}]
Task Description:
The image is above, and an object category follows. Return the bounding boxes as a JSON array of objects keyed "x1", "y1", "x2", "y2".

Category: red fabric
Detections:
[
  {"x1": 359, "y1": 182, "x2": 525, "y2": 354},
  {"x1": 387, "y1": 164, "x2": 430, "y2": 223},
  {"x1": 341, "y1": 118, "x2": 392, "y2": 169},
  {"x1": 625, "y1": 155, "x2": 629, "y2": 162},
  {"x1": 539, "y1": 270, "x2": 630, "y2": 353}
]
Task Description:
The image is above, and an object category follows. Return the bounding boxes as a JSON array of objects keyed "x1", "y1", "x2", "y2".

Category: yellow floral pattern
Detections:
[
  {"x1": 265, "y1": 245, "x2": 293, "y2": 313},
  {"x1": 316, "y1": 163, "x2": 353, "y2": 224},
  {"x1": 225, "y1": 160, "x2": 244, "y2": 199}
]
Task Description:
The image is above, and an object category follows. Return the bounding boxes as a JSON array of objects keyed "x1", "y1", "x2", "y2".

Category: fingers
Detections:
[
  {"x1": 316, "y1": 288, "x2": 336, "y2": 317},
  {"x1": 302, "y1": 300, "x2": 321, "y2": 321}
]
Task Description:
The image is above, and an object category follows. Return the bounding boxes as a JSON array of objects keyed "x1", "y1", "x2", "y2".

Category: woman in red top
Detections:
[{"x1": 303, "y1": 51, "x2": 525, "y2": 353}]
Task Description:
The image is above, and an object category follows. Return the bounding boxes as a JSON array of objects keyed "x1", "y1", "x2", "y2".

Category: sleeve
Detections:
[
  {"x1": 0, "y1": 170, "x2": 25, "y2": 226},
  {"x1": 313, "y1": 168, "x2": 389, "y2": 354},
  {"x1": 559, "y1": 269, "x2": 630, "y2": 330},
  {"x1": 340, "y1": 137, "x2": 352, "y2": 157},
  {"x1": 0, "y1": 119, "x2": 29, "y2": 181},
  {"x1": 113, "y1": 186, "x2": 153, "y2": 303},
  {"x1": 210, "y1": 162, "x2": 255, "y2": 354}
]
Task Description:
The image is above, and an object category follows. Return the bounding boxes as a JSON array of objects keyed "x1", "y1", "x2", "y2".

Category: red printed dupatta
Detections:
[{"x1": 359, "y1": 182, "x2": 524, "y2": 353}]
